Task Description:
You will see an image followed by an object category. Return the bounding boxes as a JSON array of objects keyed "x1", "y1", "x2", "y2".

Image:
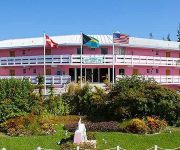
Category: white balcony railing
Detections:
[
  {"x1": 116, "y1": 75, "x2": 180, "y2": 85},
  {"x1": 0, "y1": 55, "x2": 180, "y2": 67},
  {"x1": 0, "y1": 75, "x2": 71, "y2": 86}
]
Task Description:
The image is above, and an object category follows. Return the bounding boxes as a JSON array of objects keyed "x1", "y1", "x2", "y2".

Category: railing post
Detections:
[
  {"x1": 77, "y1": 146, "x2": 80, "y2": 150},
  {"x1": 60, "y1": 76, "x2": 63, "y2": 85},
  {"x1": 52, "y1": 76, "x2": 54, "y2": 85},
  {"x1": 154, "y1": 145, "x2": 158, "y2": 150},
  {"x1": 117, "y1": 145, "x2": 120, "y2": 150}
]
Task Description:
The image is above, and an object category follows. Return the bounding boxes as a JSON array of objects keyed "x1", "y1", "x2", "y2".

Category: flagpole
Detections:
[
  {"x1": 80, "y1": 32, "x2": 83, "y2": 88},
  {"x1": 112, "y1": 36, "x2": 115, "y2": 84},
  {"x1": 43, "y1": 33, "x2": 46, "y2": 95}
]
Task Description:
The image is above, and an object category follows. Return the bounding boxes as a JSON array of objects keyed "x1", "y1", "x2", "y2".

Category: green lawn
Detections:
[
  {"x1": 0, "y1": 128, "x2": 180, "y2": 150},
  {"x1": 96, "y1": 130, "x2": 180, "y2": 150}
]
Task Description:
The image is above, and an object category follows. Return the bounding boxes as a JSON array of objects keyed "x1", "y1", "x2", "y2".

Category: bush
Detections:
[
  {"x1": 64, "y1": 121, "x2": 120, "y2": 132},
  {"x1": 0, "y1": 114, "x2": 56, "y2": 136},
  {"x1": 146, "y1": 116, "x2": 167, "y2": 134},
  {"x1": 0, "y1": 78, "x2": 39, "y2": 123},
  {"x1": 119, "y1": 117, "x2": 168, "y2": 134},
  {"x1": 107, "y1": 76, "x2": 180, "y2": 125},
  {"x1": 124, "y1": 118, "x2": 148, "y2": 134}
]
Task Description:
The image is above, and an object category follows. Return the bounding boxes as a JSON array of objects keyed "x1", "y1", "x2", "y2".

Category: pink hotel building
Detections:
[{"x1": 0, "y1": 34, "x2": 180, "y2": 89}]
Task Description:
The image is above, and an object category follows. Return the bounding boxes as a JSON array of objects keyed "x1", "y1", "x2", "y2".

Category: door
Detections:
[
  {"x1": 166, "y1": 69, "x2": 170, "y2": 75},
  {"x1": 166, "y1": 52, "x2": 171, "y2": 57},
  {"x1": 133, "y1": 69, "x2": 139, "y2": 75},
  {"x1": 10, "y1": 51, "x2": 15, "y2": 57},
  {"x1": 86, "y1": 69, "x2": 92, "y2": 82},
  {"x1": 100, "y1": 68, "x2": 108, "y2": 82},
  {"x1": 46, "y1": 69, "x2": 51, "y2": 75},
  {"x1": 9, "y1": 69, "x2": 15, "y2": 76},
  {"x1": 119, "y1": 69, "x2": 125, "y2": 75}
]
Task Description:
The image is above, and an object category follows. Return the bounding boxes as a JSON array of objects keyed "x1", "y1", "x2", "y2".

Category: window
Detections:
[
  {"x1": 22, "y1": 50, "x2": 26, "y2": 55},
  {"x1": 77, "y1": 48, "x2": 83, "y2": 54},
  {"x1": 23, "y1": 69, "x2": 26, "y2": 74},
  {"x1": 114, "y1": 47, "x2": 126, "y2": 55},
  {"x1": 119, "y1": 69, "x2": 125, "y2": 75},
  {"x1": 147, "y1": 69, "x2": 150, "y2": 73},
  {"x1": 57, "y1": 70, "x2": 61, "y2": 75},
  {"x1": 46, "y1": 69, "x2": 51, "y2": 75},
  {"x1": 45, "y1": 49, "x2": 51, "y2": 55},
  {"x1": 101, "y1": 48, "x2": 108, "y2": 54},
  {"x1": 90, "y1": 48, "x2": 95, "y2": 51},
  {"x1": 156, "y1": 50, "x2": 159, "y2": 55},
  {"x1": 33, "y1": 69, "x2": 36, "y2": 74},
  {"x1": 120, "y1": 47, "x2": 126, "y2": 55},
  {"x1": 9, "y1": 69, "x2": 15, "y2": 76},
  {"x1": 132, "y1": 69, "x2": 139, "y2": 75},
  {"x1": 156, "y1": 69, "x2": 159, "y2": 74},
  {"x1": 166, "y1": 52, "x2": 171, "y2": 57},
  {"x1": 10, "y1": 51, "x2": 15, "y2": 57},
  {"x1": 166, "y1": 69, "x2": 170, "y2": 75}
]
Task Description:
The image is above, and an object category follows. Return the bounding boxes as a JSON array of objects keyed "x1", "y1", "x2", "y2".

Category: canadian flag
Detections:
[{"x1": 45, "y1": 34, "x2": 58, "y2": 48}]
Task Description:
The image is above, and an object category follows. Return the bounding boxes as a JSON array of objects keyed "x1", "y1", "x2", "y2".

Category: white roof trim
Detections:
[{"x1": 0, "y1": 35, "x2": 180, "y2": 51}]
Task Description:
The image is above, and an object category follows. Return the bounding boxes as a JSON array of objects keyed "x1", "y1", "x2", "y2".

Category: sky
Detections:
[{"x1": 0, "y1": 0, "x2": 180, "y2": 41}]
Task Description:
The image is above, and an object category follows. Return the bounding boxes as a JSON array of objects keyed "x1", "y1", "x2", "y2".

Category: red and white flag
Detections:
[
  {"x1": 45, "y1": 34, "x2": 58, "y2": 48},
  {"x1": 113, "y1": 32, "x2": 129, "y2": 44}
]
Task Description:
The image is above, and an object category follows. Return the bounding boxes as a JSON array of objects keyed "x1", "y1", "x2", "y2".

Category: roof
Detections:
[{"x1": 0, "y1": 34, "x2": 180, "y2": 50}]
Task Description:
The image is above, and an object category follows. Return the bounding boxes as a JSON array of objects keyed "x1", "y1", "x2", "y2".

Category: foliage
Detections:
[
  {"x1": 64, "y1": 121, "x2": 120, "y2": 132},
  {"x1": 62, "y1": 83, "x2": 93, "y2": 115},
  {"x1": 146, "y1": 116, "x2": 167, "y2": 134},
  {"x1": 149, "y1": 32, "x2": 153, "y2": 39},
  {"x1": 124, "y1": 118, "x2": 148, "y2": 134},
  {"x1": 167, "y1": 33, "x2": 171, "y2": 41},
  {"x1": 107, "y1": 76, "x2": 180, "y2": 125},
  {"x1": 45, "y1": 87, "x2": 70, "y2": 115},
  {"x1": 0, "y1": 113, "x2": 56, "y2": 136},
  {"x1": 119, "y1": 117, "x2": 168, "y2": 134},
  {"x1": 0, "y1": 78, "x2": 38, "y2": 123},
  {"x1": 177, "y1": 23, "x2": 180, "y2": 42}
]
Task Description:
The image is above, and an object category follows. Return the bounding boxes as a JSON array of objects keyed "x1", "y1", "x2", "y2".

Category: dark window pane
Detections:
[{"x1": 101, "y1": 48, "x2": 108, "y2": 54}]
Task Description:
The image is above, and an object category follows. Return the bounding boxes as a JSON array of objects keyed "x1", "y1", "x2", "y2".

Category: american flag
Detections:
[
  {"x1": 45, "y1": 34, "x2": 58, "y2": 48},
  {"x1": 113, "y1": 32, "x2": 129, "y2": 44}
]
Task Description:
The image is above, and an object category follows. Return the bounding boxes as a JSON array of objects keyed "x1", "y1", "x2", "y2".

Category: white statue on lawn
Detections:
[{"x1": 74, "y1": 118, "x2": 87, "y2": 144}]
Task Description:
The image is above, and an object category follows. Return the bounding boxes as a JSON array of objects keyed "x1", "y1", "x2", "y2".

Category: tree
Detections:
[
  {"x1": 177, "y1": 23, "x2": 180, "y2": 42},
  {"x1": 107, "y1": 76, "x2": 180, "y2": 125},
  {"x1": 167, "y1": 34, "x2": 171, "y2": 41},
  {"x1": 149, "y1": 33, "x2": 153, "y2": 39}
]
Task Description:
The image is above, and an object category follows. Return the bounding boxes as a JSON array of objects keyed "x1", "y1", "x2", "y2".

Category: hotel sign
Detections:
[{"x1": 83, "y1": 56, "x2": 104, "y2": 64}]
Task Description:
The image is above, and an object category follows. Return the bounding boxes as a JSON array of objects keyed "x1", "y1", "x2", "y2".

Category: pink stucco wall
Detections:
[
  {"x1": 0, "y1": 46, "x2": 180, "y2": 78},
  {"x1": 0, "y1": 65, "x2": 179, "y2": 76},
  {"x1": 0, "y1": 46, "x2": 179, "y2": 58}
]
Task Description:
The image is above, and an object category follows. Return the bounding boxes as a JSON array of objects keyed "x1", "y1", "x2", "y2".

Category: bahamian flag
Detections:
[{"x1": 82, "y1": 33, "x2": 100, "y2": 48}]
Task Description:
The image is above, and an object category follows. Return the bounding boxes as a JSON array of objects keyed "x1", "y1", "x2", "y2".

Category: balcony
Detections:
[
  {"x1": 0, "y1": 75, "x2": 71, "y2": 86},
  {"x1": 116, "y1": 75, "x2": 180, "y2": 85},
  {"x1": 0, "y1": 55, "x2": 179, "y2": 67}
]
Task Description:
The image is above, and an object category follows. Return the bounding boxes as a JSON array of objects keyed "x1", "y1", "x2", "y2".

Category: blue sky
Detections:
[{"x1": 0, "y1": 0, "x2": 180, "y2": 41}]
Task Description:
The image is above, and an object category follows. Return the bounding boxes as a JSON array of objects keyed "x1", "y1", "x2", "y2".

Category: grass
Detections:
[
  {"x1": 0, "y1": 127, "x2": 180, "y2": 150},
  {"x1": 96, "y1": 129, "x2": 180, "y2": 150},
  {"x1": 0, "y1": 125, "x2": 65, "y2": 150}
]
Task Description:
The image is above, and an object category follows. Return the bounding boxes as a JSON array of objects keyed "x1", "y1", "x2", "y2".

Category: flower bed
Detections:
[{"x1": 64, "y1": 121, "x2": 120, "y2": 132}]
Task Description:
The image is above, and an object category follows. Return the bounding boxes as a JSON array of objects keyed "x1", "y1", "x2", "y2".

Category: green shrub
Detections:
[
  {"x1": 0, "y1": 78, "x2": 39, "y2": 123},
  {"x1": 107, "y1": 76, "x2": 180, "y2": 125}
]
